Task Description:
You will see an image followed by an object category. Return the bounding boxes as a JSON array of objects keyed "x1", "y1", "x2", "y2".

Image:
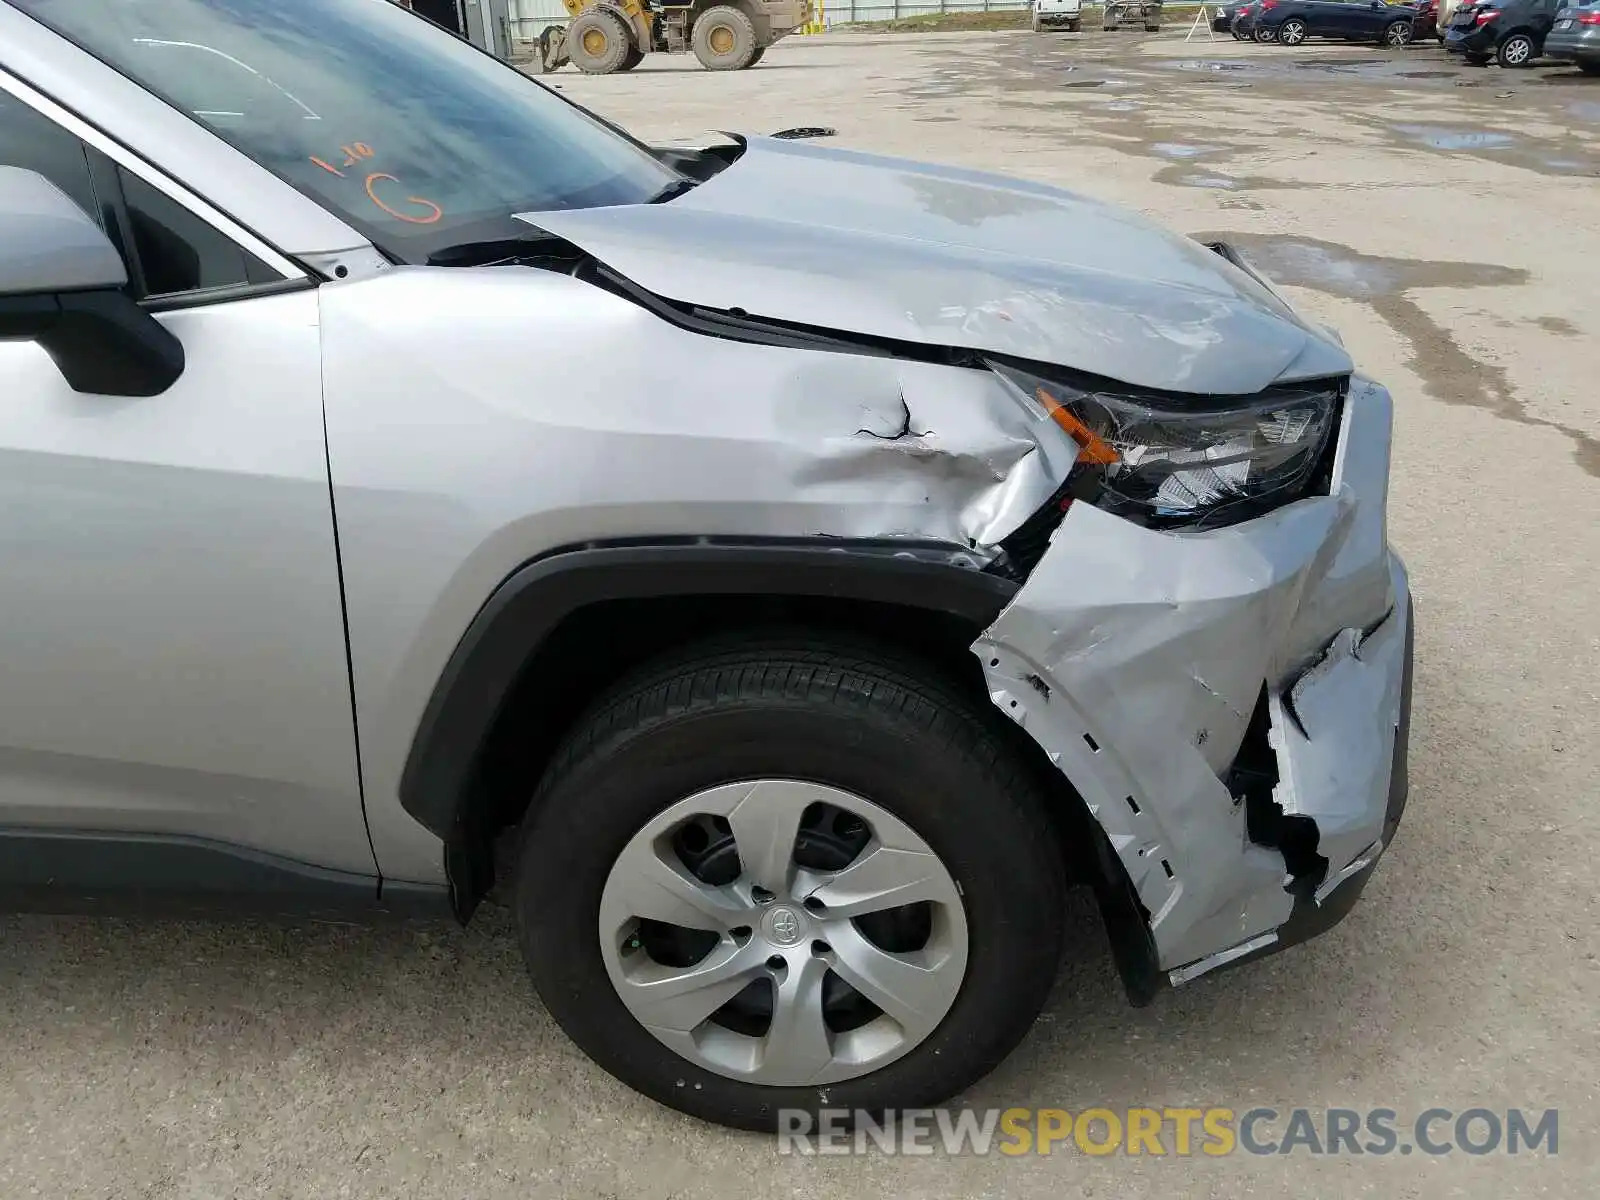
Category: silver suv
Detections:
[{"x1": 0, "y1": 0, "x2": 1412, "y2": 1131}]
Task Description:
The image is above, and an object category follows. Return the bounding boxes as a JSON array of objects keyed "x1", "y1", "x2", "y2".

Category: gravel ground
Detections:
[{"x1": 4, "y1": 28, "x2": 1598, "y2": 1200}]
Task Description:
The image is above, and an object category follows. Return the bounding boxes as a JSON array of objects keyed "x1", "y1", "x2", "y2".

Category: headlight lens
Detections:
[{"x1": 992, "y1": 361, "x2": 1340, "y2": 530}]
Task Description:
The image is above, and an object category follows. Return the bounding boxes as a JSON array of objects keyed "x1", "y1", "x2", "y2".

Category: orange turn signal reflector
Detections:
[{"x1": 1037, "y1": 387, "x2": 1120, "y2": 465}]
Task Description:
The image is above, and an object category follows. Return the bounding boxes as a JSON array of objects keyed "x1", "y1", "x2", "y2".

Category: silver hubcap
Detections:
[
  {"x1": 1284, "y1": 22, "x2": 1304, "y2": 41},
  {"x1": 1505, "y1": 38, "x2": 1528, "y2": 61},
  {"x1": 598, "y1": 780, "x2": 969, "y2": 1086}
]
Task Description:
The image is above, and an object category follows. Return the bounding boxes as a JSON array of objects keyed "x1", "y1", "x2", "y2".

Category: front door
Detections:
[{"x1": 0, "y1": 79, "x2": 373, "y2": 876}]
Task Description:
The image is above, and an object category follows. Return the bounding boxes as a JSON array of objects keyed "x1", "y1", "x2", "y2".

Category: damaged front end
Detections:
[{"x1": 972, "y1": 367, "x2": 1413, "y2": 999}]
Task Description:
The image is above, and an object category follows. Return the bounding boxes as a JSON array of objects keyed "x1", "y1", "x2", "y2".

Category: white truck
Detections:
[{"x1": 1031, "y1": 0, "x2": 1084, "y2": 31}]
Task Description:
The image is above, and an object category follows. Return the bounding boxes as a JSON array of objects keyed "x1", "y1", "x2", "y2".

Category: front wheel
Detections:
[
  {"x1": 1279, "y1": 17, "x2": 1307, "y2": 43},
  {"x1": 1497, "y1": 31, "x2": 1535, "y2": 66},
  {"x1": 692, "y1": 5, "x2": 759, "y2": 70},
  {"x1": 1382, "y1": 19, "x2": 1413, "y2": 46},
  {"x1": 515, "y1": 636, "x2": 1067, "y2": 1130},
  {"x1": 1255, "y1": 24, "x2": 1279, "y2": 41}
]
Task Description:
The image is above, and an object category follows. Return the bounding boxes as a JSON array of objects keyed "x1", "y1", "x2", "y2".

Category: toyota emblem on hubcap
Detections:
[{"x1": 765, "y1": 905, "x2": 803, "y2": 946}]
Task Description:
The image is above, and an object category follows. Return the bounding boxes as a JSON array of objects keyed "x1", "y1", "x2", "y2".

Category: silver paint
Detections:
[
  {"x1": 0, "y1": 289, "x2": 372, "y2": 872},
  {"x1": 974, "y1": 378, "x2": 1409, "y2": 971},
  {"x1": 519, "y1": 135, "x2": 1354, "y2": 396},
  {"x1": 0, "y1": 7, "x2": 1409, "y2": 972},
  {"x1": 316, "y1": 267, "x2": 1077, "y2": 880},
  {"x1": 0, "y1": 167, "x2": 126, "y2": 295}
]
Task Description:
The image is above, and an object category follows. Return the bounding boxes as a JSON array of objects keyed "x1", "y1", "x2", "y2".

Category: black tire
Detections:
[
  {"x1": 566, "y1": 9, "x2": 631, "y2": 74},
  {"x1": 617, "y1": 42, "x2": 644, "y2": 70},
  {"x1": 692, "y1": 4, "x2": 758, "y2": 70},
  {"x1": 1067, "y1": 18, "x2": 1081, "y2": 30},
  {"x1": 1497, "y1": 31, "x2": 1535, "y2": 66},
  {"x1": 1279, "y1": 16, "x2": 1307, "y2": 43},
  {"x1": 743, "y1": 45, "x2": 765, "y2": 66},
  {"x1": 1255, "y1": 23, "x2": 1279, "y2": 41},
  {"x1": 1382, "y1": 18, "x2": 1413, "y2": 46},
  {"x1": 515, "y1": 635, "x2": 1068, "y2": 1131},
  {"x1": 1581, "y1": 61, "x2": 1600, "y2": 75}
]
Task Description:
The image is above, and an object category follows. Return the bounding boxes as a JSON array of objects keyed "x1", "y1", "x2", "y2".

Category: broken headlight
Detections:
[{"x1": 992, "y1": 362, "x2": 1340, "y2": 530}]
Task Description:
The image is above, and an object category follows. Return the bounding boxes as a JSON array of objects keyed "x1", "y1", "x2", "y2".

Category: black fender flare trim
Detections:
[{"x1": 398, "y1": 537, "x2": 1019, "y2": 843}]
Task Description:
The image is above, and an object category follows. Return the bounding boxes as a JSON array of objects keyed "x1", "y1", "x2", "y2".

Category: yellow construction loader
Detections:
[{"x1": 539, "y1": 0, "x2": 810, "y2": 73}]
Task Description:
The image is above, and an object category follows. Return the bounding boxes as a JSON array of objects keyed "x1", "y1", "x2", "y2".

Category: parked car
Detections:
[
  {"x1": 1237, "y1": 0, "x2": 1421, "y2": 44},
  {"x1": 1412, "y1": 0, "x2": 1442, "y2": 37},
  {"x1": 1213, "y1": 2, "x2": 1247, "y2": 29},
  {"x1": 1544, "y1": 0, "x2": 1600, "y2": 70},
  {"x1": 0, "y1": 0, "x2": 1414, "y2": 1132},
  {"x1": 1032, "y1": 0, "x2": 1083, "y2": 32},
  {"x1": 1444, "y1": 0, "x2": 1561, "y2": 63}
]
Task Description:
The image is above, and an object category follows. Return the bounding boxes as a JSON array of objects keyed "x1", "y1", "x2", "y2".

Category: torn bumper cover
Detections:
[{"x1": 973, "y1": 375, "x2": 1413, "y2": 992}]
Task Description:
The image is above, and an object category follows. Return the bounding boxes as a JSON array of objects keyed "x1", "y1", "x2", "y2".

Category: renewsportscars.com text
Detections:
[{"x1": 777, "y1": 1106, "x2": 1559, "y2": 1158}]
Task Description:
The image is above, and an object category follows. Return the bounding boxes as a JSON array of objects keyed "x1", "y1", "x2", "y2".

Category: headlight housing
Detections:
[{"x1": 992, "y1": 361, "x2": 1341, "y2": 531}]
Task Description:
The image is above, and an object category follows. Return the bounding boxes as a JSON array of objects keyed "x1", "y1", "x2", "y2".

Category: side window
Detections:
[
  {"x1": 116, "y1": 169, "x2": 275, "y2": 298},
  {"x1": 0, "y1": 89, "x2": 103, "y2": 229},
  {"x1": 2, "y1": 86, "x2": 276, "y2": 302}
]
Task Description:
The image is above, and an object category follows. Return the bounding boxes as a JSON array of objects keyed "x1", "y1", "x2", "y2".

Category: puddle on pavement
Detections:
[
  {"x1": 1101, "y1": 99, "x2": 1141, "y2": 111},
  {"x1": 1533, "y1": 315, "x2": 1582, "y2": 336},
  {"x1": 1174, "y1": 172, "x2": 1240, "y2": 189},
  {"x1": 1220, "y1": 236, "x2": 1410, "y2": 300},
  {"x1": 1171, "y1": 59, "x2": 1253, "y2": 72},
  {"x1": 1392, "y1": 124, "x2": 1517, "y2": 150},
  {"x1": 1151, "y1": 142, "x2": 1223, "y2": 158},
  {"x1": 1202, "y1": 234, "x2": 1598, "y2": 477}
]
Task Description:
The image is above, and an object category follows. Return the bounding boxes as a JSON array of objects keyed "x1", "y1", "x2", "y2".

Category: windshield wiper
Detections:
[
  {"x1": 647, "y1": 177, "x2": 698, "y2": 205},
  {"x1": 425, "y1": 230, "x2": 567, "y2": 268}
]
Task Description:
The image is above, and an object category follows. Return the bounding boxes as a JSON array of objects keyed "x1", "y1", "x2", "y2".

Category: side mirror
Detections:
[{"x1": 0, "y1": 167, "x2": 184, "y2": 396}]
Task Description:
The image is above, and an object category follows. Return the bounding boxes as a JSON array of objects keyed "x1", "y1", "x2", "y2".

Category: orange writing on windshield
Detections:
[
  {"x1": 308, "y1": 142, "x2": 444, "y2": 224},
  {"x1": 309, "y1": 142, "x2": 374, "y2": 177},
  {"x1": 364, "y1": 173, "x2": 443, "y2": 225}
]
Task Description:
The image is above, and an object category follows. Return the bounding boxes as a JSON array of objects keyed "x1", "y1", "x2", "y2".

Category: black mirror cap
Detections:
[{"x1": 0, "y1": 289, "x2": 184, "y2": 397}]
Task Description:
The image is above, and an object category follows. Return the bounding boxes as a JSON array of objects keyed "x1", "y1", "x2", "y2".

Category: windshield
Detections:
[{"x1": 10, "y1": 0, "x2": 681, "y2": 261}]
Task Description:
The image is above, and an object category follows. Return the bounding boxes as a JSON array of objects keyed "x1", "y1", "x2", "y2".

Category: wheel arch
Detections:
[{"x1": 399, "y1": 538, "x2": 1022, "y2": 915}]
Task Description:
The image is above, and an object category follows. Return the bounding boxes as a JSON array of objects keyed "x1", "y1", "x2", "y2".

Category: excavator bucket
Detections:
[{"x1": 538, "y1": 23, "x2": 571, "y2": 71}]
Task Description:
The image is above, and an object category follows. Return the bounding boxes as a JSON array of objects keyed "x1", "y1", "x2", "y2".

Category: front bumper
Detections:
[{"x1": 974, "y1": 375, "x2": 1414, "y2": 987}]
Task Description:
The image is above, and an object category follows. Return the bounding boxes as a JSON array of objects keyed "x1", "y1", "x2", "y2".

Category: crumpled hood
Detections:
[{"x1": 519, "y1": 135, "x2": 1351, "y2": 395}]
